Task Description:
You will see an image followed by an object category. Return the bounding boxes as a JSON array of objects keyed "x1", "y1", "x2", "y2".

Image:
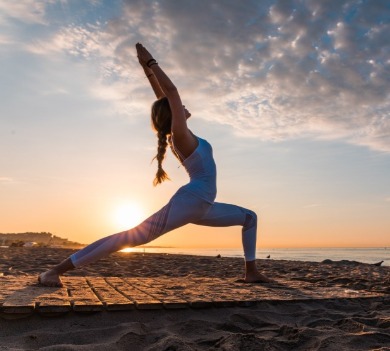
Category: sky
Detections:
[{"x1": 1, "y1": 0, "x2": 389, "y2": 249}]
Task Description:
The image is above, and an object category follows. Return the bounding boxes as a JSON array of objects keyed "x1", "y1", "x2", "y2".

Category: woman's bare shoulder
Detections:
[{"x1": 171, "y1": 130, "x2": 198, "y2": 159}]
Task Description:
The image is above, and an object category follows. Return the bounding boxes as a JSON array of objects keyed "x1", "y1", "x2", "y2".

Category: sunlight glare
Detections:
[
  {"x1": 121, "y1": 247, "x2": 137, "y2": 253},
  {"x1": 112, "y1": 202, "x2": 144, "y2": 230}
]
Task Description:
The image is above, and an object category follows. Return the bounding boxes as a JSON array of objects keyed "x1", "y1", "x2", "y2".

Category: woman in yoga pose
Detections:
[{"x1": 39, "y1": 43, "x2": 272, "y2": 287}]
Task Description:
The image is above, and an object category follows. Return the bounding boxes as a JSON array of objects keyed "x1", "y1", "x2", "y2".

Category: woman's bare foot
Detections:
[
  {"x1": 244, "y1": 271, "x2": 275, "y2": 283},
  {"x1": 38, "y1": 257, "x2": 75, "y2": 287},
  {"x1": 38, "y1": 270, "x2": 63, "y2": 287},
  {"x1": 244, "y1": 260, "x2": 275, "y2": 283}
]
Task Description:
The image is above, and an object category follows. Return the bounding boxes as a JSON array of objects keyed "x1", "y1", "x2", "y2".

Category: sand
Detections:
[{"x1": 1, "y1": 247, "x2": 389, "y2": 350}]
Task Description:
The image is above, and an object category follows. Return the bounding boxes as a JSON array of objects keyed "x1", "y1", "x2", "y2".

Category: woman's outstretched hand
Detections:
[{"x1": 136, "y1": 43, "x2": 155, "y2": 66}]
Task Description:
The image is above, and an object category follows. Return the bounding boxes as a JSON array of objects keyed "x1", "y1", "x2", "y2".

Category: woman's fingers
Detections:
[
  {"x1": 135, "y1": 43, "x2": 154, "y2": 64},
  {"x1": 135, "y1": 43, "x2": 143, "y2": 55},
  {"x1": 136, "y1": 44, "x2": 147, "y2": 63},
  {"x1": 136, "y1": 43, "x2": 146, "y2": 53}
]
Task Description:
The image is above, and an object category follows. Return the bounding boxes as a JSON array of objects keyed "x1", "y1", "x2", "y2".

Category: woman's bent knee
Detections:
[{"x1": 243, "y1": 209, "x2": 257, "y2": 230}]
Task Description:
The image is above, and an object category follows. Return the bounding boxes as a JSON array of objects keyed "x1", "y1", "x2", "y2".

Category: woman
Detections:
[{"x1": 38, "y1": 43, "x2": 272, "y2": 287}]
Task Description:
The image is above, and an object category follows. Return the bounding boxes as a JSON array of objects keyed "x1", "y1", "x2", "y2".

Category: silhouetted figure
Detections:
[{"x1": 38, "y1": 42, "x2": 273, "y2": 287}]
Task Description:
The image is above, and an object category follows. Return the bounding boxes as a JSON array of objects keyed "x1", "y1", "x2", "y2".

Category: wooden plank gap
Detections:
[
  {"x1": 87, "y1": 278, "x2": 135, "y2": 311},
  {"x1": 122, "y1": 278, "x2": 166, "y2": 302},
  {"x1": 85, "y1": 278, "x2": 105, "y2": 304},
  {"x1": 103, "y1": 278, "x2": 134, "y2": 300},
  {"x1": 105, "y1": 278, "x2": 163, "y2": 310}
]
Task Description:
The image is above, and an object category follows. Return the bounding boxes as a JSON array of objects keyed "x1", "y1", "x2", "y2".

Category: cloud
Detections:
[
  {"x1": 303, "y1": 204, "x2": 322, "y2": 208},
  {"x1": 0, "y1": 177, "x2": 14, "y2": 185},
  {"x1": 0, "y1": 33, "x2": 12, "y2": 45},
  {"x1": 13, "y1": 0, "x2": 390, "y2": 152},
  {"x1": 114, "y1": 0, "x2": 390, "y2": 151},
  {"x1": 0, "y1": 0, "x2": 48, "y2": 25}
]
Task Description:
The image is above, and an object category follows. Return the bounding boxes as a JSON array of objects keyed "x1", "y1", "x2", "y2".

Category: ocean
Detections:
[{"x1": 122, "y1": 247, "x2": 390, "y2": 266}]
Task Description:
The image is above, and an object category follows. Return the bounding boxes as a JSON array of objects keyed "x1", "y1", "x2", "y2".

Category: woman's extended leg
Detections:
[
  {"x1": 39, "y1": 191, "x2": 211, "y2": 287},
  {"x1": 193, "y1": 202, "x2": 273, "y2": 283}
]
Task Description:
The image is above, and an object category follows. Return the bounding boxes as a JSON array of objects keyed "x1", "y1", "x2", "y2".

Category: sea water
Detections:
[{"x1": 123, "y1": 247, "x2": 390, "y2": 266}]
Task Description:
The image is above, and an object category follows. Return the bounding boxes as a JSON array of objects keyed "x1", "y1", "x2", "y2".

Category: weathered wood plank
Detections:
[
  {"x1": 0, "y1": 276, "x2": 29, "y2": 305},
  {"x1": 125, "y1": 278, "x2": 189, "y2": 309},
  {"x1": 86, "y1": 277, "x2": 134, "y2": 311},
  {"x1": 191, "y1": 278, "x2": 239, "y2": 306},
  {"x1": 0, "y1": 275, "x2": 386, "y2": 318},
  {"x1": 184, "y1": 278, "x2": 235, "y2": 307},
  {"x1": 62, "y1": 277, "x2": 103, "y2": 312},
  {"x1": 0, "y1": 276, "x2": 71, "y2": 315},
  {"x1": 1, "y1": 280, "x2": 37, "y2": 314},
  {"x1": 106, "y1": 277, "x2": 163, "y2": 309},
  {"x1": 180, "y1": 286, "x2": 214, "y2": 308},
  {"x1": 30, "y1": 284, "x2": 70, "y2": 315}
]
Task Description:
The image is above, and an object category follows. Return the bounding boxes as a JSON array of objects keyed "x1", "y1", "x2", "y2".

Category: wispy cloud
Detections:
[
  {"x1": 0, "y1": 177, "x2": 14, "y2": 185},
  {"x1": 8, "y1": 0, "x2": 390, "y2": 152},
  {"x1": 0, "y1": 33, "x2": 13, "y2": 45},
  {"x1": 303, "y1": 204, "x2": 322, "y2": 209},
  {"x1": 0, "y1": 0, "x2": 48, "y2": 25}
]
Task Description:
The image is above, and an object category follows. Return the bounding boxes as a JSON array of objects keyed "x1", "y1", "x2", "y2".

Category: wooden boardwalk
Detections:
[{"x1": 0, "y1": 276, "x2": 386, "y2": 318}]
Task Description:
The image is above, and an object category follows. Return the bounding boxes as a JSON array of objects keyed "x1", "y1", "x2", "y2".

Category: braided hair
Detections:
[{"x1": 151, "y1": 97, "x2": 172, "y2": 186}]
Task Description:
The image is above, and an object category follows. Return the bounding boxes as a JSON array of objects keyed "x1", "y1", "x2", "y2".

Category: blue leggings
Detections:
[{"x1": 70, "y1": 190, "x2": 257, "y2": 267}]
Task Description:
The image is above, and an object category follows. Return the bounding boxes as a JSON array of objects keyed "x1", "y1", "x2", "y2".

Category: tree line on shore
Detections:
[{"x1": 0, "y1": 232, "x2": 83, "y2": 248}]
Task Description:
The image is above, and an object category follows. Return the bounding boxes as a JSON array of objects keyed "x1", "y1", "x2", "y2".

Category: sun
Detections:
[{"x1": 112, "y1": 201, "x2": 145, "y2": 230}]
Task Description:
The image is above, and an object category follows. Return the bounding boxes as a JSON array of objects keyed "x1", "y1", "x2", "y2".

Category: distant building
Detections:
[{"x1": 23, "y1": 242, "x2": 38, "y2": 247}]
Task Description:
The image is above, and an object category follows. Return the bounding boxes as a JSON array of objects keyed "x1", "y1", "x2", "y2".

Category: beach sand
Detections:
[{"x1": 1, "y1": 247, "x2": 389, "y2": 350}]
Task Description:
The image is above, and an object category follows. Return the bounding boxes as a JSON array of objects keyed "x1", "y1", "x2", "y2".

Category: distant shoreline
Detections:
[{"x1": 1, "y1": 246, "x2": 388, "y2": 266}]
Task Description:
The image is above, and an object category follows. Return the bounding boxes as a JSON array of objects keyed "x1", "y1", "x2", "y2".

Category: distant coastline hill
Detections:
[{"x1": 0, "y1": 232, "x2": 84, "y2": 248}]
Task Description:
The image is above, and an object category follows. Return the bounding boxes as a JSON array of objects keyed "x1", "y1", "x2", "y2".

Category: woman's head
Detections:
[
  {"x1": 151, "y1": 97, "x2": 171, "y2": 186},
  {"x1": 151, "y1": 97, "x2": 171, "y2": 135}
]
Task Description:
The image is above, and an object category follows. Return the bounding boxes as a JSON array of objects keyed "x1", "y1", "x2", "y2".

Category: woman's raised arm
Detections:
[
  {"x1": 137, "y1": 49, "x2": 165, "y2": 99},
  {"x1": 136, "y1": 43, "x2": 196, "y2": 152}
]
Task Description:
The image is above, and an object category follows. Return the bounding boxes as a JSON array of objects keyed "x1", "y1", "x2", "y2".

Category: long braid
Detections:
[
  {"x1": 151, "y1": 97, "x2": 171, "y2": 186},
  {"x1": 153, "y1": 130, "x2": 170, "y2": 186}
]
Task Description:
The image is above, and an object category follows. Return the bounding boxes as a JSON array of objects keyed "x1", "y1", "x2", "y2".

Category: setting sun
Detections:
[{"x1": 112, "y1": 202, "x2": 145, "y2": 231}]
